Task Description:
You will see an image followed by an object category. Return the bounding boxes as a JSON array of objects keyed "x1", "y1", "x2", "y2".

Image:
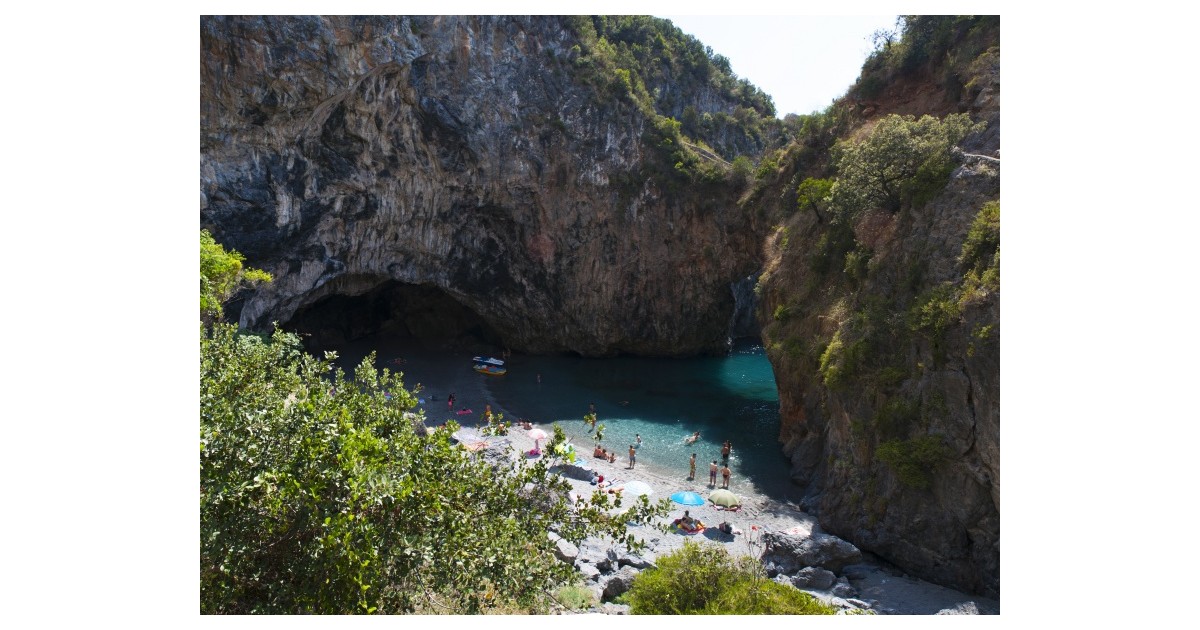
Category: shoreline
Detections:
[{"x1": 415, "y1": 361, "x2": 999, "y2": 615}]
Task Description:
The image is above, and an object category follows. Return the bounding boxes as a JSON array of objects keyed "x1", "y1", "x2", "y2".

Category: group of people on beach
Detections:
[{"x1": 684, "y1": 438, "x2": 734, "y2": 489}]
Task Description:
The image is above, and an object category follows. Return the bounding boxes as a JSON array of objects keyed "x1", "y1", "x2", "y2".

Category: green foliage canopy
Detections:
[
  {"x1": 876, "y1": 435, "x2": 951, "y2": 489},
  {"x1": 796, "y1": 177, "x2": 834, "y2": 223},
  {"x1": 200, "y1": 324, "x2": 669, "y2": 613},
  {"x1": 200, "y1": 229, "x2": 271, "y2": 323},
  {"x1": 831, "y1": 113, "x2": 983, "y2": 216}
]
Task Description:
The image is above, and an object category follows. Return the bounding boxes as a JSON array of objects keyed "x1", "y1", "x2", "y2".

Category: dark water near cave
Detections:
[{"x1": 326, "y1": 336, "x2": 801, "y2": 502}]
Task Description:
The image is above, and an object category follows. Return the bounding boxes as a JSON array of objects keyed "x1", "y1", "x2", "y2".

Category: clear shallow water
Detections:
[
  {"x1": 483, "y1": 340, "x2": 800, "y2": 501},
  {"x1": 324, "y1": 335, "x2": 801, "y2": 502}
]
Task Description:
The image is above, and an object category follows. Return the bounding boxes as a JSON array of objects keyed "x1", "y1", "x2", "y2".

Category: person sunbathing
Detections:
[
  {"x1": 607, "y1": 451, "x2": 617, "y2": 463},
  {"x1": 595, "y1": 446, "x2": 606, "y2": 458}
]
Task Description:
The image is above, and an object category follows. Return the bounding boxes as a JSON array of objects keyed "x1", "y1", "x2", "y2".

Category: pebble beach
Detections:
[{"x1": 404, "y1": 355, "x2": 999, "y2": 615}]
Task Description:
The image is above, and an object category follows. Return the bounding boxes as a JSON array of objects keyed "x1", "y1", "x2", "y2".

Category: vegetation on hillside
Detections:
[
  {"x1": 200, "y1": 234, "x2": 671, "y2": 614},
  {"x1": 754, "y1": 15, "x2": 999, "y2": 497},
  {"x1": 851, "y1": 15, "x2": 1000, "y2": 104},
  {"x1": 626, "y1": 541, "x2": 838, "y2": 615},
  {"x1": 563, "y1": 16, "x2": 791, "y2": 191}
]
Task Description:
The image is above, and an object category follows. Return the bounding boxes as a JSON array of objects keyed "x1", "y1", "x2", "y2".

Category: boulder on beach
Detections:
[
  {"x1": 547, "y1": 532, "x2": 579, "y2": 565},
  {"x1": 761, "y1": 530, "x2": 863, "y2": 575},
  {"x1": 792, "y1": 566, "x2": 836, "y2": 590},
  {"x1": 601, "y1": 565, "x2": 640, "y2": 601}
]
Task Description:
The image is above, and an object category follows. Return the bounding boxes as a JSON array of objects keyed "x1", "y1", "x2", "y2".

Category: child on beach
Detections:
[
  {"x1": 635, "y1": 434, "x2": 642, "y2": 448},
  {"x1": 709, "y1": 460, "x2": 718, "y2": 487},
  {"x1": 688, "y1": 453, "x2": 697, "y2": 480}
]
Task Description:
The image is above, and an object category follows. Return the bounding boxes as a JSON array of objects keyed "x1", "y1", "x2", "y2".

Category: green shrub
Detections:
[
  {"x1": 773, "y1": 304, "x2": 791, "y2": 322},
  {"x1": 731, "y1": 155, "x2": 754, "y2": 186},
  {"x1": 554, "y1": 583, "x2": 595, "y2": 610},
  {"x1": 908, "y1": 282, "x2": 962, "y2": 361},
  {"x1": 876, "y1": 435, "x2": 950, "y2": 489},
  {"x1": 627, "y1": 541, "x2": 836, "y2": 615},
  {"x1": 960, "y1": 200, "x2": 1000, "y2": 273},
  {"x1": 958, "y1": 200, "x2": 1000, "y2": 306},
  {"x1": 200, "y1": 229, "x2": 272, "y2": 324},
  {"x1": 873, "y1": 397, "x2": 921, "y2": 438},
  {"x1": 810, "y1": 220, "x2": 856, "y2": 276},
  {"x1": 796, "y1": 177, "x2": 834, "y2": 222},
  {"x1": 844, "y1": 246, "x2": 872, "y2": 285},
  {"x1": 818, "y1": 330, "x2": 866, "y2": 390},
  {"x1": 877, "y1": 366, "x2": 909, "y2": 389},
  {"x1": 755, "y1": 156, "x2": 780, "y2": 179}
]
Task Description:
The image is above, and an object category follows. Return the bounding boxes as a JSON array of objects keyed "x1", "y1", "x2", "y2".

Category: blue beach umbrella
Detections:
[{"x1": 670, "y1": 491, "x2": 705, "y2": 506}]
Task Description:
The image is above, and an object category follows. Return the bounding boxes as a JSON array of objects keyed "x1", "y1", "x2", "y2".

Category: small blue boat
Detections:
[{"x1": 472, "y1": 356, "x2": 507, "y2": 376}]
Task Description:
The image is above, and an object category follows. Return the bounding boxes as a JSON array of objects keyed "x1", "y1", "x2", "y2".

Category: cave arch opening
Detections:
[{"x1": 282, "y1": 279, "x2": 503, "y2": 355}]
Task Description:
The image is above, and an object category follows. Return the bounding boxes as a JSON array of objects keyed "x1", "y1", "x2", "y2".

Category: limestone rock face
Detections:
[{"x1": 201, "y1": 16, "x2": 760, "y2": 356}]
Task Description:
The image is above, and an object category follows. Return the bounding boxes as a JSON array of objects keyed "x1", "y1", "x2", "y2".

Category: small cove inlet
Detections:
[{"x1": 327, "y1": 333, "x2": 801, "y2": 503}]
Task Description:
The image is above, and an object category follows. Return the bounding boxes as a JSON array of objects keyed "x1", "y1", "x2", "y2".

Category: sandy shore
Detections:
[{"x1": 417, "y1": 364, "x2": 998, "y2": 615}]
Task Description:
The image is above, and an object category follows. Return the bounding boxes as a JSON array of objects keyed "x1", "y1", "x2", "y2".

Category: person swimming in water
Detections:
[{"x1": 684, "y1": 431, "x2": 700, "y2": 445}]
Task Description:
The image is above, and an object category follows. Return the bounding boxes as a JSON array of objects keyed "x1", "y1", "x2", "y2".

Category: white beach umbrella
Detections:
[{"x1": 622, "y1": 480, "x2": 653, "y2": 497}]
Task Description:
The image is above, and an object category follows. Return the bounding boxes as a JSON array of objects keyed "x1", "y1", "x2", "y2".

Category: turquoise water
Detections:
[
  {"x1": 326, "y1": 335, "x2": 800, "y2": 502},
  {"x1": 483, "y1": 340, "x2": 799, "y2": 501}
]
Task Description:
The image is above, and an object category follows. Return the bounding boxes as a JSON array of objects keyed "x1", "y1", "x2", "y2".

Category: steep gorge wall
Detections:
[
  {"x1": 753, "y1": 18, "x2": 1000, "y2": 596},
  {"x1": 201, "y1": 16, "x2": 761, "y2": 356}
]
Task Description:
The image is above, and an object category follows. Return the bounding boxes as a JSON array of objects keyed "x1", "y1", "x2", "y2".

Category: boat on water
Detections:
[{"x1": 472, "y1": 356, "x2": 507, "y2": 376}]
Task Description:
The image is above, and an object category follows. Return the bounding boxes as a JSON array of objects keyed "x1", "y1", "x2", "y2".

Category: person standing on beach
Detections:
[
  {"x1": 448, "y1": 392, "x2": 455, "y2": 410},
  {"x1": 709, "y1": 460, "x2": 718, "y2": 487},
  {"x1": 628, "y1": 445, "x2": 636, "y2": 470},
  {"x1": 721, "y1": 463, "x2": 731, "y2": 489},
  {"x1": 688, "y1": 453, "x2": 697, "y2": 480}
]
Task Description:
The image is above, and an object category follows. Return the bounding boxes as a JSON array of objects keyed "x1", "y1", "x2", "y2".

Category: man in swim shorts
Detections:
[
  {"x1": 689, "y1": 453, "x2": 697, "y2": 480},
  {"x1": 709, "y1": 460, "x2": 718, "y2": 486},
  {"x1": 628, "y1": 445, "x2": 636, "y2": 470}
]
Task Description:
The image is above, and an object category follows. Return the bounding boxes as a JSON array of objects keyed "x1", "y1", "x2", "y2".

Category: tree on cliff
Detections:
[
  {"x1": 200, "y1": 229, "x2": 271, "y2": 325},
  {"x1": 830, "y1": 113, "x2": 983, "y2": 216}
]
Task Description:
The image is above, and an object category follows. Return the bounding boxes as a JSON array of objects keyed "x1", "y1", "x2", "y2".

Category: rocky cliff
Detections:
[
  {"x1": 753, "y1": 17, "x2": 1000, "y2": 596},
  {"x1": 200, "y1": 16, "x2": 766, "y2": 356}
]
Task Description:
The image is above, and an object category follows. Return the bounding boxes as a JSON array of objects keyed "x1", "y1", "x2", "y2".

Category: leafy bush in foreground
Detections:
[{"x1": 200, "y1": 324, "x2": 668, "y2": 613}]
